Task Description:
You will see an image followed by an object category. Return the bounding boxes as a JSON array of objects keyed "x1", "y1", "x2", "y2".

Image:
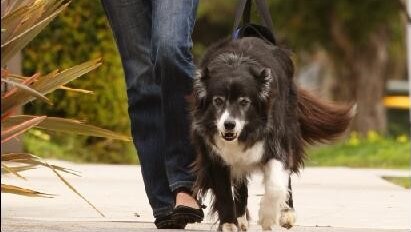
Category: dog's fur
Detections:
[{"x1": 191, "y1": 37, "x2": 353, "y2": 231}]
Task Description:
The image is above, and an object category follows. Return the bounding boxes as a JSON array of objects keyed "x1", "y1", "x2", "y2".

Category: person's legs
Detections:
[
  {"x1": 101, "y1": 0, "x2": 174, "y2": 218},
  {"x1": 151, "y1": 0, "x2": 199, "y2": 195}
]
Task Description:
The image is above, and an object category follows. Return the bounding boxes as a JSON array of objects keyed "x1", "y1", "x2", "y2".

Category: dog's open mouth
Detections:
[{"x1": 221, "y1": 132, "x2": 237, "y2": 141}]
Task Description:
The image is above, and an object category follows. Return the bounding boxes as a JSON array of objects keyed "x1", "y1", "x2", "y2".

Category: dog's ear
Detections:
[
  {"x1": 193, "y1": 67, "x2": 209, "y2": 100},
  {"x1": 258, "y1": 68, "x2": 273, "y2": 99}
]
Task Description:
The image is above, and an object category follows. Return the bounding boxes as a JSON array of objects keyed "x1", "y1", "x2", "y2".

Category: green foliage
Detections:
[
  {"x1": 269, "y1": 0, "x2": 403, "y2": 52},
  {"x1": 21, "y1": 0, "x2": 406, "y2": 163},
  {"x1": 22, "y1": 0, "x2": 134, "y2": 163},
  {"x1": 382, "y1": 176, "x2": 411, "y2": 189},
  {"x1": 23, "y1": 129, "x2": 137, "y2": 164},
  {"x1": 387, "y1": 109, "x2": 410, "y2": 136},
  {"x1": 1, "y1": 0, "x2": 126, "y2": 215},
  {"x1": 307, "y1": 132, "x2": 410, "y2": 169}
]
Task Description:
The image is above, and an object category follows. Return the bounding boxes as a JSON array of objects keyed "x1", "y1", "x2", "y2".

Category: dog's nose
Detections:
[{"x1": 224, "y1": 120, "x2": 236, "y2": 130}]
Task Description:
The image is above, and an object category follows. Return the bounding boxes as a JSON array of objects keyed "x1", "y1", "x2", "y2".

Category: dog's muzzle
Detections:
[{"x1": 221, "y1": 120, "x2": 238, "y2": 141}]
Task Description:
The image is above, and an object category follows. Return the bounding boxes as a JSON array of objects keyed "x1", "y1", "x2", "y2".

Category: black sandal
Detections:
[
  {"x1": 154, "y1": 213, "x2": 186, "y2": 229},
  {"x1": 173, "y1": 204, "x2": 205, "y2": 224},
  {"x1": 172, "y1": 187, "x2": 205, "y2": 225}
]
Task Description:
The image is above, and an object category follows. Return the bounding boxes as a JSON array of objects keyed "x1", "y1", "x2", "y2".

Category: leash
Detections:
[{"x1": 232, "y1": 0, "x2": 274, "y2": 38}]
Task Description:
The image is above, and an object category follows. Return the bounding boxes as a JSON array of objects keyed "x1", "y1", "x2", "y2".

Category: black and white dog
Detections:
[{"x1": 191, "y1": 37, "x2": 353, "y2": 231}]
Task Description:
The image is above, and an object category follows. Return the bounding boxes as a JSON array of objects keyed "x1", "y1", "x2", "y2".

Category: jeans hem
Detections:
[
  {"x1": 169, "y1": 181, "x2": 194, "y2": 193},
  {"x1": 153, "y1": 206, "x2": 174, "y2": 218}
]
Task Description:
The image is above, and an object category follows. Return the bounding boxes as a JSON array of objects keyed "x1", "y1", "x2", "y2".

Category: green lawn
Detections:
[
  {"x1": 382, "y1": 176, "x2": 411, "y2": 189},
  {"x1": 25, "y1": 128, "x2": 410, "y2": 169},
  {"x1": 307, "y1": 132, "x2": 410, "y2": 169}
]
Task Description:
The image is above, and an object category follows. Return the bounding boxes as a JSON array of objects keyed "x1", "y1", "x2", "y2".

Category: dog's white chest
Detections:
[{"x1": 213, "y1": 138, "x2": 265, "y2": 176}]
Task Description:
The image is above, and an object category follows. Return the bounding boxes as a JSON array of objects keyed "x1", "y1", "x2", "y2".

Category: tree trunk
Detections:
[{"x1": 330, "y1": 16, "x2": 389, "y2": 136}]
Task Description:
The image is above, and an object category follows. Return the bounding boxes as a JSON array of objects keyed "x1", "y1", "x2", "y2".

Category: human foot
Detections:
[
  {"x1": 175, "y1": 192, "x2": 200, "y2": 209},
  {"x1": 173, "y1": 191, "x2": 204, "y2": 224}
]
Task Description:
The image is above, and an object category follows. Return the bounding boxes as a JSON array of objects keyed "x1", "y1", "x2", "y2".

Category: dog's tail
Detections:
[{"x1": 298, "y1": 88, "x2": 355, "y2": 144}]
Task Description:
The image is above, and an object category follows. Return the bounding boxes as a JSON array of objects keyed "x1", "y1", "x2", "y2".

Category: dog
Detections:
[{"x1": 191, "y1": 37, "x2": 353, "y2": 231}]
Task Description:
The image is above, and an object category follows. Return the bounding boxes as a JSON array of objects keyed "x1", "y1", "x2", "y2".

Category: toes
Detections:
[
  {"x1": 221, "y1": 223, "x2": 238, "y2": 232},
  {"x1": 259, "y1": 218, "x2": 273, "y2": 231},
  {"x1": 237, "y1": 214, "x2": 249, "y2": 231},
  {"x1": 279, "y1": 208, "x2": 296, "y2": 229}
]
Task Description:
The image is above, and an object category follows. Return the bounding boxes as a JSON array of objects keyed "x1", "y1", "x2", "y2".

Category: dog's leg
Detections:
[
  {"x1": 210, "y1": 164, "x2": 237, "y2": 232},
  {"x1": 258, "y1": 159, "x2": 289, "y2": 230},
  {"x1": 234, "y1": 179, "x2": 249, "y2": 231},
  {"x1": 280, "y1": 175, "x2": 296, "y2": 229}
]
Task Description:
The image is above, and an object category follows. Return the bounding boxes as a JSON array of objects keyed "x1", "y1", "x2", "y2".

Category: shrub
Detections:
[
  {"x1": 1, "y1": 0, "x2": 130, "y2": 216},
  {"x1": 22, "y1": 0, "x2": 136, "y2": 163}
]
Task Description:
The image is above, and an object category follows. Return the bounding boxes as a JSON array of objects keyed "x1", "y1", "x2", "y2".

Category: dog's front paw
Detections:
[
  {"x1": 237, "y1": 214, "x2": 249, "y2": 231},
  {"x1": 279, "y1": 208, "x2": 296, "y2": 229},
  {"x1": 258, "y1": 217, "x2": 274, "y2": 231},
  {"x1": 220, "y1": 223, "x2": 238, "y2": 232}
]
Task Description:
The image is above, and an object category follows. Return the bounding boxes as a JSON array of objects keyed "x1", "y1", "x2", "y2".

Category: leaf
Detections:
[
  {"x1": 1, "y1": 164, "x2": 37, "y2": 173},
  {"x1": 1, "y1": 153, "x2": 80, "y2": 176},
  {"x1": 1, "y1": 163, "x2": 26, "y2": 179},
  {"x1": 1, "y1": 68, "x2": 10, "y2": 78},
  {"x1": 59, "y1": 85, "x2": 94, "y2": 94},
  {"x1": 1, "y1": 116, "x2": 46, "y2": 143},
  {"x1": 1, "y1": 184, "x2": 54, "y2": 197},
  {"x1": 1, "y1": 78, "x2": 51, "y2": 104},
  {"x1": 3, "y1": 115, "x2": 131, "y2": 141},
  {"x1": 1, "y1": 59, "x2": 102, "y2": 113},
  {"x1": 1, "y1": 4, "x2": 30, "y2": 43},
  {"x1": 30, "y1": 58, "x2": 102, "y2": 95},
  {"x1": 1, "y1": 3, "x2": 69, "y2": 66},
  {"x1": 1, "y1": 0, "x2": 30, "y2": 17},
  {"x1": 43, "y1": 161, "x2": 105, "y2": 217},
  {"x1": 1, "y1": 152, "x2": 37, "y2": 161},
  {"x1": 5, "y1": 73, "x2": 30, "y2": 81}
]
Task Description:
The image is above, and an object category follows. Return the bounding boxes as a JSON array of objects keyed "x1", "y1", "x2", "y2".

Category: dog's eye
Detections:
[
  {"x1": 239, "y1": 98, "x2": 250, "y2": 106},
  {"x1": 213, "y1": 97, "x2": 224, "y2": 107}
]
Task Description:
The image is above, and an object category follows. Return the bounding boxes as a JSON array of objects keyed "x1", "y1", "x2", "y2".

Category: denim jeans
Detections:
[{"x1": 101, "y1": 0, "x2": 199, "y2": 218}]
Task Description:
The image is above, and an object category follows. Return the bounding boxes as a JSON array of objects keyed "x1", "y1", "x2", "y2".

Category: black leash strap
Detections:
[
  {"x1": 232, "y1": 0, "x2": 274, "y2": 36},
  {"x1": 254, "y1": 0, "x2": 273, "y2": 32}
]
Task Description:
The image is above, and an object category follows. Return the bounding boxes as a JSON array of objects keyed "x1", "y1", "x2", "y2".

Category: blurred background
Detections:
[{"x1": 16, "y1": 0, "x2": 410, "y2": 170}]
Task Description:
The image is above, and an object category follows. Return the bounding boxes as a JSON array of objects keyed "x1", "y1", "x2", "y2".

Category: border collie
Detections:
[{"x1": 191, "y1": 37, "x2": 353, "y2": 231}]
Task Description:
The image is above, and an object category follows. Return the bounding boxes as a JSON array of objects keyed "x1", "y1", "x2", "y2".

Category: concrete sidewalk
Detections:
[{"x1": 1, "y1": 161, "x2": 410, "y2": 231}]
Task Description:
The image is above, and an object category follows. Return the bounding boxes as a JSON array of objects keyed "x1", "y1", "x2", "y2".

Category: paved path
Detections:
[{"x1": 1, "y1": 161, "x2": 410, "y2": 231}]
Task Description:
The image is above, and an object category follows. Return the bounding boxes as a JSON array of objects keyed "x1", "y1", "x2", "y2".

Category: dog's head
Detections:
[{"x1": 193, "y1": 52, "x2": 273, "y2": 142}]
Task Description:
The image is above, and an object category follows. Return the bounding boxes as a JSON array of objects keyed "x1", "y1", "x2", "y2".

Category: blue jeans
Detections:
[{"x1": 101, "y1": 0, "x2": 199, "y2": 218}]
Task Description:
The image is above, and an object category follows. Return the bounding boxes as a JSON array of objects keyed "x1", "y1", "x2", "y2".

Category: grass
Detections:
[
  {"x1": 382, "y1": 176, "x2": 411, "y2": 189},
  {"x1": 307, "y1": 132, "x2": 410, "y2": 169},
  {"x1": 25, "y1": 129, "x2": 410, "y2": 169}
]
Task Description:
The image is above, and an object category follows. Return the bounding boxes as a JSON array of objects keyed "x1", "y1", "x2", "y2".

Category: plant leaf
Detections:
[
  {"x1": 1, "y1": 153, "x2": 80, "y2": 176},
  {"x1": 0, "y1": 4, "x2": 30, "y2": 43},
  {"x1": 1, "y1": 164, "x2": 37, "y2": 173},
  {"x1": 1, "y1": 116, "x2": 46, "y2": 143},
  {"x1": 1, "y1": 59, "x2": 102, "y2": 113},
  {"x1": 3, "y1": 115, "x2": 131, "y2": 141},
  {"x1": 1, "y1": 78, "x2": 51, "y2": 104},
  {"x1": 1, "y1": 163, "x2": 26, "y2": 179},
  {"x1": 59, "y1": 85, "x2": 94, "y2": 94},
  {"x1": 1, "y1": 2, "x2": 69, "y2": 66},
  {"x1": 1, "y1": 184, "x2": 54, "y2": 197},
  {"x1": 30, "y1": 58, "x2": 102, "y2": 95},
  {"x1": 1, "y1": 152, "x2": 37, "y2": 161},
  {"x1": 43, "y1": 161, "x2": 105, "y2": 217}
]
